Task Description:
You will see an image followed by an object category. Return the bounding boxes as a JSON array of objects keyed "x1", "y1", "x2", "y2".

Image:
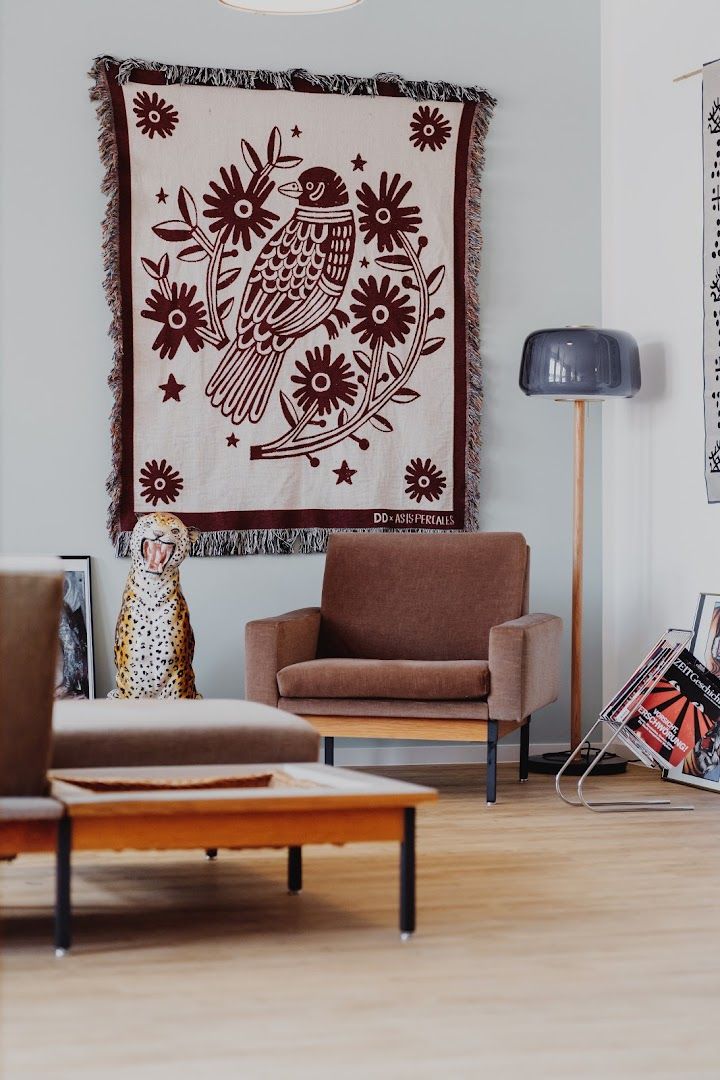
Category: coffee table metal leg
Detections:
[
  {"x1": 54, "y1": 817, "x2": 72, "y2": 957},
  {"x1": 288, "y1": 846, "x2": 302, "y2": 894},
  {"x1": 324, "y1": 736, "x2": 335, "y2": 766},
  {"x1": 399, "y1": 807, "x2": 415, "y2": 940}
]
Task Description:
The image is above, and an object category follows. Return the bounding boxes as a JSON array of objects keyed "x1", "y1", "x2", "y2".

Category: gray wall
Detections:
[
  {"x1": 601, "y1": 0, "x2": 720, "y2": 701},
  {"x1": 0, "y1": 0, "x2": 601, "y2": 753}
]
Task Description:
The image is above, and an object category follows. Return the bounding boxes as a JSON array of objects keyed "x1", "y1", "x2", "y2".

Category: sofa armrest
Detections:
[
  {"x1": 488, "y1": 613, "x2": 563, "y2": 722},
  {"x1": 245, "y1": 608, "x2": 322, "y2": 707}
]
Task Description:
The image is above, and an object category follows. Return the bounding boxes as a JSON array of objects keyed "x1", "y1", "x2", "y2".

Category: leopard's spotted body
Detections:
[{"x1": 109, "y1": 512, "x2": 201, "y2": 699}]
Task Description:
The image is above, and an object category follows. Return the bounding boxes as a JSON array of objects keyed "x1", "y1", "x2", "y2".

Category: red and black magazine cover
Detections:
[{"x1": 626, "y1": 651, "x2": 719, "y2": 769}]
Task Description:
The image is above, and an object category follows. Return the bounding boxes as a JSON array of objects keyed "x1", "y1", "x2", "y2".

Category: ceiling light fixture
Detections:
[{"x1": 219, "y1": 0, "x2": 363, "y2": 14}]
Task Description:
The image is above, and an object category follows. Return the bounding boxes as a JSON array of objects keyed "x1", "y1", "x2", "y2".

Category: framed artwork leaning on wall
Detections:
[
  {"x1": 689, "y1": 591, "x2": 720, "y2": 675},
  {"x1": 657, "y1": 593, "x2": 720, "y2": 794},
  {"x1": 55, "y1": 556, "x2": 95, "y2": 700}
]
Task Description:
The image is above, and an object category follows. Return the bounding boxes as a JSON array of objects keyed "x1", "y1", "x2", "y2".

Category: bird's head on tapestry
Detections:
[{"x1": 279, "y1": 167, "x2": 349, "y2": 208}]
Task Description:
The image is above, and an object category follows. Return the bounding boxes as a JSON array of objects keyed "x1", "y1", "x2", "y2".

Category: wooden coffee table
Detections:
[{"x1": 49, "y1": 763, "x2": 437, "y2": 954}]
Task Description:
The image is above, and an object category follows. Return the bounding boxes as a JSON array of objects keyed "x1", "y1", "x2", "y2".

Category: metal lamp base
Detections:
[{"x1": 528, "y1": 746, "x2": 628, "y2": 776}]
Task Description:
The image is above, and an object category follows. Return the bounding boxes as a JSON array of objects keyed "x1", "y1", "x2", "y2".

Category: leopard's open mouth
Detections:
[{"x1": 141, "y1": 538, "x2": 175, "y2": 575}]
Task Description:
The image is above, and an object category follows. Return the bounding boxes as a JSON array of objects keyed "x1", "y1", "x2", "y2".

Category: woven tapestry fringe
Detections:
[
  {"x1": 89, "y1": 57, "x2": 494, "y2": 555},
  {"x1": 92, "y1": 55, "x2": 497, "y2": 111},
  {"x1": 89, "y1": 61, "x2": 125, "y2": 549},
  {"x1": 464, "y1": 105, "x2": 492, "y2": 531},
  {"x1": 114, "y1": 528, "x2": 330, "y2": 558}
]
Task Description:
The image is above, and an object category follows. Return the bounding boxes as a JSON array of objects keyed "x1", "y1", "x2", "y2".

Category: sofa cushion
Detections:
[
  {"x1": 278, "y1": 697, "x2": 490, "y2": 720},
  {"x1": 0, "y1": 797, "x2": 63, "y2": 822},
  {"x1": 51, "y1": 699, "x2": 320, "y2": 769},
  {"x1": 277, "y1": 658, "x2": 489, "y2": 701}
]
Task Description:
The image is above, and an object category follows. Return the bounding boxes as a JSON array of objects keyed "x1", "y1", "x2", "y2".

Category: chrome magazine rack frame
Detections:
[
  {"x1": 555, "y1": 715, "x2": 694, "y2": 813},
  {"x1": 556, "y1": 631, "x2": 695, "y2": 813}
]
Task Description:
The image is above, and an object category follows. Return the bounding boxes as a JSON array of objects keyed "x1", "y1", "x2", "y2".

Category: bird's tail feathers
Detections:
[
  {"x1": 248, "y1": 354, "x2": 286, "y2": 424},
  {"x1": 206, "y1": 339, "x2": 287, "y2": 426}
]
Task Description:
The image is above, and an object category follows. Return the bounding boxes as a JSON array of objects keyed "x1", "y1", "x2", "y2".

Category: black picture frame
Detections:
[
  {"x1": 689, "y1": 592, "x2": 720, "y2": 669},
  {"x1": 55, "y1": 556, "x2": 96, "y2": 700}
]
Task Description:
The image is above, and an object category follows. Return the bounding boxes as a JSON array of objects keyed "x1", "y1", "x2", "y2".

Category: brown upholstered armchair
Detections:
[{"x1": 246, "y1": 533, "x2": 562, "y2": 802}]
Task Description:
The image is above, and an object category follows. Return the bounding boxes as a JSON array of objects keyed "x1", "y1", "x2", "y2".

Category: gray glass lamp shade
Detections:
[{"x1": 519, "y1": 327, "x2": 640, "y2": 398}]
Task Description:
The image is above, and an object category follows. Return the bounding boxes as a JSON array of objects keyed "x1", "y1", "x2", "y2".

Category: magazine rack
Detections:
[{"x1": 556, "y1": 631, "x2": 695, "y2": 813}]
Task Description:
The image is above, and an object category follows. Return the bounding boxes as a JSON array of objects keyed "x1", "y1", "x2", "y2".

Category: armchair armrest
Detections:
[
  {"x1": 488, "y1": 613, "x2": 563, "y2": 722},
  {"x1": 245, "y1": 608, "x2": 321, "y2": 707}
]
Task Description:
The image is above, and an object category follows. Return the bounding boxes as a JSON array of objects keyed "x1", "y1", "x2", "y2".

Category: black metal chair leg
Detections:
[
  {"x1": 324, "y1": 736, "x2": 335, "y2": 766},
  {"x1": 288, "y1": 846, "x2": 302, "y2": 894},
  {"x1": 486, "y1": 720, "x2": 498, "y2": 805},
  {"x1": 54, "y1": 817, "x2": 72, "y2": 957},
  {"x1": 519, "y1": 717, "x2": 531, "y2": 783},
  {"x1": 400, "y1": 807, "x2": 415, "y2": 940}
]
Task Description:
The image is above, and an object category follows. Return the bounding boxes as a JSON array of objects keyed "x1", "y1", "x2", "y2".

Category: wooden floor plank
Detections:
[{"x1": 1, "y1": 764, "x2": 718, "y2": 1078}]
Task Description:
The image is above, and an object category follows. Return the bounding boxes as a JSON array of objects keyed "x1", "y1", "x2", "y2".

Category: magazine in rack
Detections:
[
  {"x1": 663, "y1": 595, "x2": 720, "y2": 792},
  {"x1": 601, "y1": 627, "x2": 720, "y2": 792}
]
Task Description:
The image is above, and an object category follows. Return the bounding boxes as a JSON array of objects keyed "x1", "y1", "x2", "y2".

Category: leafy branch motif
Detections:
[
  {"x1": 250, "y1": 171, "x2": 446, "y2": 465},
  {"x1": 709, "y1": 99, "x2": 720, "y2": 136},
  {"x1": 711, "y1": 268, "x2": 720, "y2": 305},
  {"x1": 709, "y1": 440, "x2": 720, "y2": 473},
  {"x1": 141, "y1": 128, "x2": 302, "y2": 352}
]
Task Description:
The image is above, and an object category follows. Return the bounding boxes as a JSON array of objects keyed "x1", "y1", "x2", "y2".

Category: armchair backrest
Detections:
[
  {"x1": 0, "y1": 559, "x2": 64, "y2": 796},
  {"x1": 319, "y1": 533, "x2": 529, "y2": 660}
]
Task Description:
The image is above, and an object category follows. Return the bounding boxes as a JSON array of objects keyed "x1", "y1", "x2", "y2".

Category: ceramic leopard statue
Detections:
[{"x1": 109, "y1": 512, "x2": 201, "y2": 699}]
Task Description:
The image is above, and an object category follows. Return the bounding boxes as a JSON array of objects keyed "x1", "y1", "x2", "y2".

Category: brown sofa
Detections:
[
  {"x1": 0, "y1": 559, "x2": 320, "y2": 952},
  {"x1": 246, "y1": 532, "x2": 563, "y2": 803}
]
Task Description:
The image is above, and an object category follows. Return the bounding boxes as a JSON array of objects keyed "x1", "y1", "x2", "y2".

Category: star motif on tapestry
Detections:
[
  {"x1": 290, "y1": 125, "x2": 302, "y2": 138},
  {"x1": 359, "y1": 256, "x2": 369, "y2": 268},
  {"x1": 155, "y1": 187, "x2": 168, "y2": 203},
  {"x1": 333, "y1": 460, "x2": 357, "y2": 485},
  {"x1": 226, "y1": 433, "x2": 239, "y2": 447},
  {"x1": 351, "y1": 153, "x2": 367, "y2": 172},
  {"x1": 159, "y1": 373, "x2": 185, "y2": 402}
]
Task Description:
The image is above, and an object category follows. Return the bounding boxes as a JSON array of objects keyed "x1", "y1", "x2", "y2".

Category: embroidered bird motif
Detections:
[{"x1": 206, "y1": 167, "x2": 356, "y2": 425}]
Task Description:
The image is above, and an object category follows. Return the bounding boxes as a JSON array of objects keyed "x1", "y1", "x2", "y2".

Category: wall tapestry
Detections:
[
  {"x1": 90, "y1": 57, "x2": 495, "y2": 555},
  {"x1": 704, "y1": 57, "x2": 720, "y2": 500}
]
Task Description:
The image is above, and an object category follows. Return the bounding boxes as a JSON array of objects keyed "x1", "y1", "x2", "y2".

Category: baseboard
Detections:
[{"x1": 332, "y1": 741, "x2": 579, "y2": 767}]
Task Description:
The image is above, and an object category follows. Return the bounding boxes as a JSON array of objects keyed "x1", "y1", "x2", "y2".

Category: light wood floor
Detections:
[{"x1": 2, "y1": 764, "x2": 719, "y2": 1079}]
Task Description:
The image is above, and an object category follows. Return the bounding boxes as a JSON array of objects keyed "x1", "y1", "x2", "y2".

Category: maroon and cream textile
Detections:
[{"x1": 90, "y1": 58, "x2": 495, "y2": 555}]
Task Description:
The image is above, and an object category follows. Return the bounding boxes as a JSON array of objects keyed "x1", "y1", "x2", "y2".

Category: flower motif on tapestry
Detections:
[
  {"x1": 133, "y1": 91, "x2": 179, "y2": 140},
  {"x1": 409, "y1": 106, "x2": 451, "y2": 152},
  {"x1": 291, "y1": 346, "x2": 358, "y2": 417},
  {"x1": 350, "y1": 275, "x2": 416, "y2": 351},
  {"x1": 202, "y1": 167, "x2": 280, "y2": 250},
  {"x1": 356, "y1": 171, "x2": 422, "y2": 252},
  {"x1": 404, "y1": 458, "x2": 447, "y2": 503},
  {"x1": 139, "y1": 459, "x2": 184, "y2": 506},
  {"x1": 141, "y1": 282, "x2": 208, "y2": 360}
]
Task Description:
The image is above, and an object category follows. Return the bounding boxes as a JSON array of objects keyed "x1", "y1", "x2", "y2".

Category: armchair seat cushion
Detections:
[
  {"x1": 278, "y1": 697, "x2": 489, "y2": 720},
  {"x1": 277, "y1": 658, "x2": 489, "y2": 701}
]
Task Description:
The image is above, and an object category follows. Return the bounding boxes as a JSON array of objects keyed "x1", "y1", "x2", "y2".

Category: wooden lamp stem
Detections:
[{"x1": 571, "y1": 400, "x2": 586, "y2": 752}]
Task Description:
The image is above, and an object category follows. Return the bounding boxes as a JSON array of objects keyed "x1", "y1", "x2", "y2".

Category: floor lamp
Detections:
[{"x1": 519, "y1": 327, "x2": 641, "y2": 775}]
